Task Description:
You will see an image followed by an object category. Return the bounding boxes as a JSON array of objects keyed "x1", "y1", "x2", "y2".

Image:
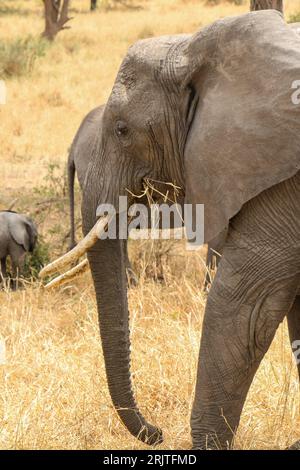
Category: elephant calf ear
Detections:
[
  {"x1": 9, "y1": 217, "x2": 31, "y2": 252},
  {"x1": 183, "y1": 11, "x2": 300, "y2": 243}
]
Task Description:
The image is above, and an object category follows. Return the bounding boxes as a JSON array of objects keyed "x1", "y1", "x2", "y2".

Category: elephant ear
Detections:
[
  {"x1": 8, "y1": 215, "x2": 33, "y2": 252},
  {"x1": 182, "y1": 10, "x2": 300, "y2": 243}
]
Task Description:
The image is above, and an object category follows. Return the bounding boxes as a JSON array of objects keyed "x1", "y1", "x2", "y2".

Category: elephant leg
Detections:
[
  {"x1": 10, "y1": 248, "x2": 26, "y2": 290},
  {"x1": 287, "y1": 296, "x2": 300, "y2": 380},
  {"x1": 191, "y1": 173, "x2": 300, "y2": 449}
]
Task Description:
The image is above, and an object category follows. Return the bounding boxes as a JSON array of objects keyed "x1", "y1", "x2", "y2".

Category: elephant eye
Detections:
[{"x1": 115, "y1": 121, "x2": 128, "y2": 138}]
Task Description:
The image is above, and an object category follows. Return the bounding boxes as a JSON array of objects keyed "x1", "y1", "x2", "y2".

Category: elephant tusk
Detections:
[
  {"x1": 43, "y1": 259, "x2": 89, "y2": 290},
  {"x1": 39, "y1": 215, "x2": 112, "y2": 279}
]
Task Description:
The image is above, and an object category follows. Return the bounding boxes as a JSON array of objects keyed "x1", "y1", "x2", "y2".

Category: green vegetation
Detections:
[
  {"x1": 33, "y1": 162, "x2": 67, "y2": 199},
  {"x1": 0, "y1": 36, "x2": 48, "y2": 78},
  {"x1": 23, "y1": 238, "x2": 50, "y2": 280},
  {"x1": 289, "y1": 11, "x2": 300, "y2": 23}
]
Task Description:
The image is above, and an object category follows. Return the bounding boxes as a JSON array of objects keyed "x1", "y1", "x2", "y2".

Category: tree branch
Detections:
[
  {"x1": 42, "y1": 0, "x2": 72, "y2": 41},
  {"x1": 250, "y1": 0, "x2": 283, "y2": 13}
]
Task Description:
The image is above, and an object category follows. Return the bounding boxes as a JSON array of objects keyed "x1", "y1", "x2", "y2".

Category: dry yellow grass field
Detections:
[{"x1": 0, "y1": 0, "x2": 300, "y2": 450}]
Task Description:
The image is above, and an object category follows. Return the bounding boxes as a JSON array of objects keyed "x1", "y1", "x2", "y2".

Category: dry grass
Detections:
[
  {"x1": 0, "y1": 245, "x2": 299, "y2": 450},
  {"x1": 0, "y1": 0, "x2": 300, "y2": 450}
]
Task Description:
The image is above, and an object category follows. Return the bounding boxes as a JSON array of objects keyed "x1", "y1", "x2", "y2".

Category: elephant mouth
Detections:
[{"x1": 39, "y1": 214, "x2": 113, "y2": 286}]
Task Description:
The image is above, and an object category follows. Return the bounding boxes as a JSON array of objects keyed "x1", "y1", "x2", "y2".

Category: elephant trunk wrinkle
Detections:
[{"x1": 87, "y1": 238, "x2": 162, "y2": 446}]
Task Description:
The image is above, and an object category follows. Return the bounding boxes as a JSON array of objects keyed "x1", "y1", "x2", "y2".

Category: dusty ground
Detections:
[{"x1": 0, "y1": 0, "x2": 300, "y2": 449}]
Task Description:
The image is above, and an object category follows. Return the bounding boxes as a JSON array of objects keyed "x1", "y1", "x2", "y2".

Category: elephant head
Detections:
[
  {"x1": 41, "y1": 10, "x2": 300, "y2": 445},
  {"x1": 8, "y1": 212, "x2": 38, "y2": 253}
]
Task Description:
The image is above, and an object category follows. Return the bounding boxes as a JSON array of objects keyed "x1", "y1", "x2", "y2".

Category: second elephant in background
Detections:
[
  {"x1": 0, "y1": 211, "x2": 38, "y2": 288},
  {"x1": 67, "y1": 105, "x2": 137, "y2": 286}
]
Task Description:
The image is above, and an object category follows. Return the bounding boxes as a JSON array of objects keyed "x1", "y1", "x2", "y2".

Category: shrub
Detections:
[
  {"x1": 33, "y1": 162, "x2": 67, "y2": 199},
  {"x1": 289, "y1": 12, "x2": 300, "y2": 23},
  {"x1": 23, "y1": 237, "x2": 50, "y2": 280},
  {"x1": 0, "y1": 36, "x2": 47, "y2": 78}
]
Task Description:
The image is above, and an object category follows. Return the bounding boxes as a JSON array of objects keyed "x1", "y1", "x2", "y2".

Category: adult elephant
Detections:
[{"x1": 41, "y1": 11, "x2": 300, "y2": 448}]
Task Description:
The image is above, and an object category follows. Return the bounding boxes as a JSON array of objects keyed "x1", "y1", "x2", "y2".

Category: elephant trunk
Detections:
[{"x1": 87, "y1": 236, "x2": 162, "y2": 445}]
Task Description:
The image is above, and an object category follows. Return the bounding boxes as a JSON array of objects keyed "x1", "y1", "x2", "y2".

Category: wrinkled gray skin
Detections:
[
  {"x1": 67, "y1": 105, "x2": 137, "y2": 286},
  {"x1": 81, "y1": 11, "x2": 300, "y2": 448},
  {"x1": 206, "y1": 225, "x2": 300, "y2": 359},
  {"x1": 0, "y1": 211, "x2": 38, "y2": 288}
]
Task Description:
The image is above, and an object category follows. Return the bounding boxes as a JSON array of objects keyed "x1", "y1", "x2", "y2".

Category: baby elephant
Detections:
[{"x1": 0, "y1": 211, "x2": 38, "y2": 288}]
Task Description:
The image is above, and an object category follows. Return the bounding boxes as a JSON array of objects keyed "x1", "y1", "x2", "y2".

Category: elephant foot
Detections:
[{"x1": 287, "y1": 441, "x2": 300, "y2": 450}]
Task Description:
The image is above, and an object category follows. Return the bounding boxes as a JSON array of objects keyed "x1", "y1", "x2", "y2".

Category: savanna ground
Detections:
[{"x1": 0, "y1": 0, "x2": 300, "y2": 450}]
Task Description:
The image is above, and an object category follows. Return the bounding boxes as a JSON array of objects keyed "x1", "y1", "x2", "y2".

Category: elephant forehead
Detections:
[
  {"x1": 108, "y1": 82, "x2": 160, "y2": 120},
  {"x1": 114, "y1": 34, "x2": 190, "y2": 89},
  {"x1": 128, "y1": 34, "x2": 190, "y2": 62}
]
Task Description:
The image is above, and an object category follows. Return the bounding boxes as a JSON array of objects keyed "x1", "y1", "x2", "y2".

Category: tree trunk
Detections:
[
  {"x1": 51, "y1": 0, "x2": 61, "y2": 22},
  {"x1": 42, "y1": 0, "x2": 72, "y2": 41},
  {"x1": 250, "y1": 0, "x2": 283, "y2": 12},
  {"x1": 91, "y1": 0, "x2": 97, "y2": 11}
]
